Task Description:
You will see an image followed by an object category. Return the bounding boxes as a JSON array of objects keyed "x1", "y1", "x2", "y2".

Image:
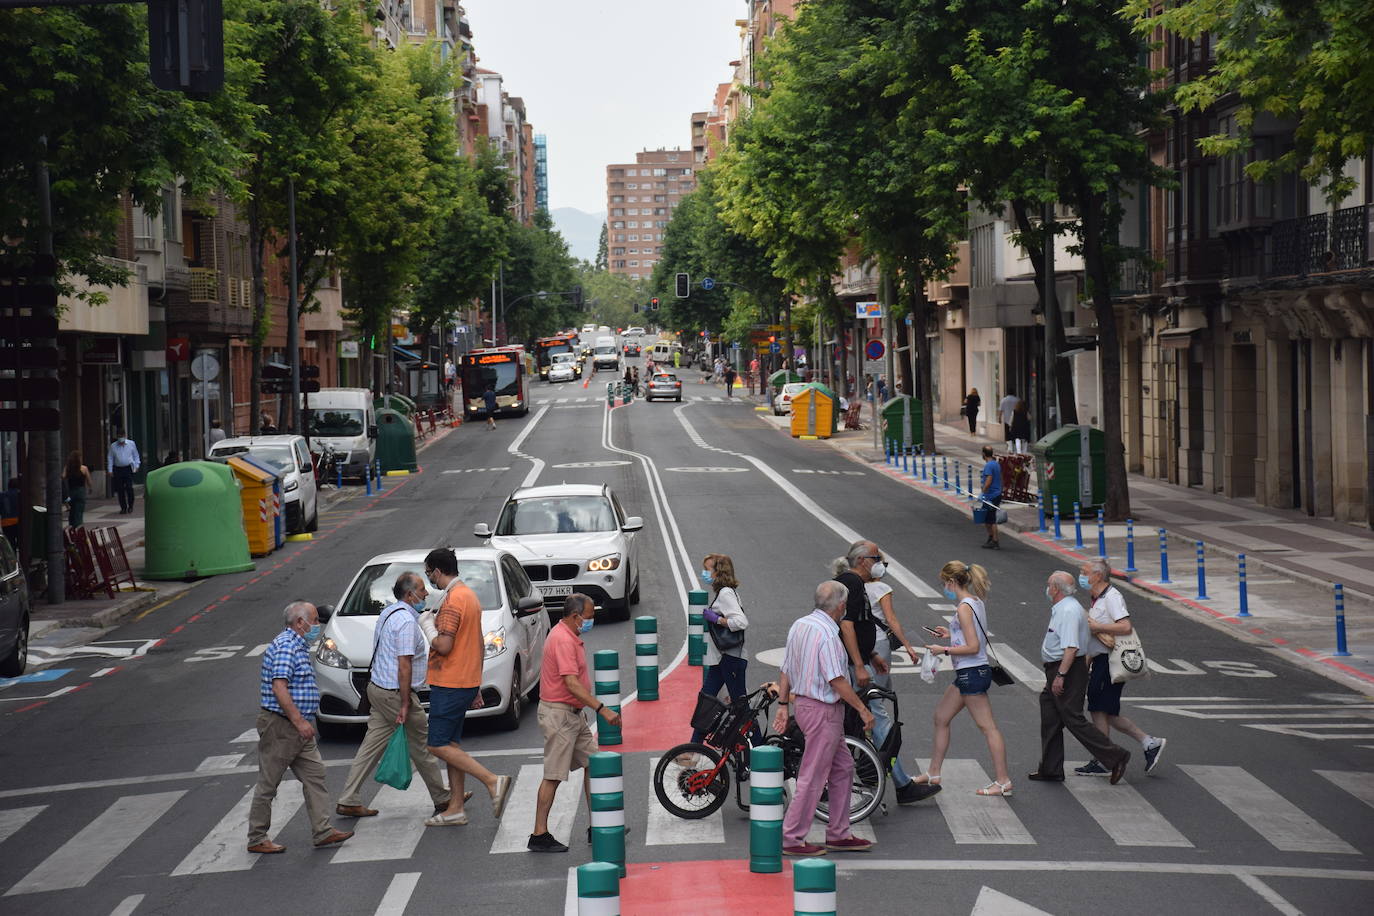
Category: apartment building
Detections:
[
  {"x1": 475, "y1": 70, "x2": 537, "y2": 226},
  {"x1": 534, "y1": 133, "x2": 549, "y2": 214},
  {"x1": 605, "y1": 149, "x2": 698, "y2": 279}
]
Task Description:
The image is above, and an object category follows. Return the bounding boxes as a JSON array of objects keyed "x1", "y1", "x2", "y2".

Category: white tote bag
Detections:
[{"x1": 1108, "y1": 631, "x2": 1150, "y2": 684}]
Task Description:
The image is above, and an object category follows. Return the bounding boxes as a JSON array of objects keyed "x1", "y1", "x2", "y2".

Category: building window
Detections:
[
  {"x1": 627, "y1": 196, "x2": 637, "y2": 202},
  {"x1": 628, "y1": 234, "x2": 638, "y2": 241},
  {"x1": 628, "y1": 221, "x2": 639, "y2": 228},
  {"x1": 629, "y1": 260, "x2": 639, "y2": 267},
  {"x1": 615, "y1": 234, "x2": 625, "y2": 242},
  {"x1": 612, "y1": 221, "x2": 624, "y2": 229},
  {"x1": 611, "y1": 195, "x2": 624, "y2": 203},
  {"x1": 627, "y1": 183, "x2": 638, "y2": 190},
  {"x1": 612, "y1": 247, "x2": 625, "y2": 255},
  {"x1": 653, "y1": 168, "x2": 666, "y2": 176},
  {"x1": 667, "y1": 153, "x2": 679, "y2": 161},
  {"x1": 609, "y1": 169, "x2": 624, "y2": 178},
  {"x1": 628, "y1": 208, "x2": 639, "y2": 215},
  {"x1": 611, "y1": 208, "x2": 624, "y2": 217}
]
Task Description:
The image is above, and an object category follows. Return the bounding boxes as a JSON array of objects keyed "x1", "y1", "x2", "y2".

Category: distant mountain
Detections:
[{"x1": 551, "y1": 207, "x2": 606, "y2": 263}]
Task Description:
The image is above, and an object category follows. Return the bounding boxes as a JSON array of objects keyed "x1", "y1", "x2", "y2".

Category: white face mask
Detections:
[{"x1": 870, "y1": 561, "x2": 887, "y2": 579}]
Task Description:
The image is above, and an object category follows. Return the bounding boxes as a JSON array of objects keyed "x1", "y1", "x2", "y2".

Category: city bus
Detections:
[
  {"x1": 459, "y1": 346, "x2": 535, "y2": 419},
  {"x1": 534, "y1": 334, "x2": 579, "y2": 381}
]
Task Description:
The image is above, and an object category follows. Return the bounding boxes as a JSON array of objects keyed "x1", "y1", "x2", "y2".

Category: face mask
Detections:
[
  {"x1": 409, "y1": 600, "x2": 426, "y2": 613},
  {"x1": 700, "y1": 569, "x2": 713, "y2": 586},
  {"x1": 1078, "y1": 574, "x2": 1092, "y2": 590},
  {"x1": 303, "y1": 623, "x2": 322, "y2": 643},
  {"x1": 870, "y1": 561, "x2": 887, "y2": 579},
  {"x1": 579, "y1": 617, "x2": 594, "y2": 635},
  {"x1": 1045, "y1": 587, "x2": 1054, "y2": 600},
  {"x1": 943, "y1": 587, "x2": 957, "y2": 601}
]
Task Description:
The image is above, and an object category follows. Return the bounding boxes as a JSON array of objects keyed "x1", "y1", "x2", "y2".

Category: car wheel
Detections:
[
  {"x1": 675, "y1": 396, "x2": 681, "y2": 402},
  {"x1": 496, "y1": 663, "x2": 523, "y2": 731},
  {"x1": 630, "y1": 575, "x2": 641, "y2": 605},
  {"x1": 306, "y1": 505, "x2": 319, "y2": 532},
  {"x1": 0, "y1": 613, "x2": 28, "y2": 677}
]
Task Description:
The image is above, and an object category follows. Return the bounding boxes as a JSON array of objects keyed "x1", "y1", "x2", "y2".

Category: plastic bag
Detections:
[
  {"x1": 917, "y1": 648, "x2": 940, "y2": 684},
  {"x1": 374, "y1": 725, "x2": 413, "y2": 790},
  {"x1": 417, "y1": 610, "x2": 438, "y2": 642}
]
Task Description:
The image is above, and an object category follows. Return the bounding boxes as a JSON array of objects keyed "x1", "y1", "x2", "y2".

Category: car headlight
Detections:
[
  {"x1": 587, "y1": 553, "x2": 621, "y2": 572},
  {"x1": 484, "y1": 626, "x2": 508, "y2": 659},
  {"x1": 315, "y1": 637, "x2": 350, "y2": 669},
  {"x1": 284, "y1": 478, "x2": 299, "y2": 492}
]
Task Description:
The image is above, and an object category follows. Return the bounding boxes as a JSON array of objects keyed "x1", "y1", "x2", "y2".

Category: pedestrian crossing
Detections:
[
  {"x1": 1, "y1": 757, "x2": 1370, "y2": 897},
  {"x1": 530, "y1": 395, "x2": 754, "y2": 407}
]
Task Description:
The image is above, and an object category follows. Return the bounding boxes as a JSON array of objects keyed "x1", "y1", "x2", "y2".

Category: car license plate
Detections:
[{"x1": 540, "y1": 585, "x2": 574, "y2": 597}]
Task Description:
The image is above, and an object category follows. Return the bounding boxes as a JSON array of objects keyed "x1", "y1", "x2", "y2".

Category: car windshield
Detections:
[
  {"x1": 310, "y1": 409, "x2": 365, "y2": 437},
  {"x1": 784, "y1": 384, "x2": 807, "y2": 396},
  {"x1": 338, "y1": 559, "x2": 501, "y2": 616},
  {"x1": 212, "y1": 445, "x2": 296, "y2": 473},
  {"x1": 551, "y1": 353, "x2": 576, "y2": 365},
  {"x1": 496, "y1": 496, "x2": 617, "y2": 535},
  {"x1": 595, "y1": 346, "x2": 615, "y2": 355}
]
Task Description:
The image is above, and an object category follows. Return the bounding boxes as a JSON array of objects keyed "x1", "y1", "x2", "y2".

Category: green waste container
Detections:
[
  {"x1": 880, "y1": 395, "x2": 923, "y2": 453},
  {"x1": 1032, "y1": 425, "x2": 1106, "y2": 511},
  {"x1": 375, "y1": 393, "x2": 417, "y2": 416},
  {"x1": 143, "y1": 462, "x2": 253, "y2": 579},
  {"x1": 376, "y1": 408, "x2": 418, "y2": 473}
]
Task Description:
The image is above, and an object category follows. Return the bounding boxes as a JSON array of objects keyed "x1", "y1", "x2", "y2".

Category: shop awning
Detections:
[{"x1": 1158, "y1": 327, "x2": 1202, "y2": 350}]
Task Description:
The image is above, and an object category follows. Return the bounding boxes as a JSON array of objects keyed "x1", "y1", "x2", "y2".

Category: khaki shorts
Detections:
[{"x1": 538, "y1": 701, "x2": 597, "y2": 782}]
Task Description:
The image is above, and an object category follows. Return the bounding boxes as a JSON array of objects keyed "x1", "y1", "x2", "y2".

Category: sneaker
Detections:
[
  {"x1": 981, "y1": 540, "x2": 1000, "y2": 550},
  {"x1": 527, "y1": 832, "x2": 569, "y2": 853},
  {"x1": 824, "y1": 836, "x2": 874, "y2": 852},
  {"x1": 1143, "y1": 738, "x2": 1167, "y2": 774},
  {"x1": 782, "y1": 843, "x2": 827, "y2": 857},
  {"x1": 1074, "y1": 760, "x2": 1110, "y2": 777}
]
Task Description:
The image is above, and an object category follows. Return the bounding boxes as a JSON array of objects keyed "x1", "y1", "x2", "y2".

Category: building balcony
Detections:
[
  {"x1": 58, "y1": 258, "x2": 150, "y2": 336},
  {"x1": 1266, "y1": 205, "x2": 1370, "y2": 278},
  {"x1": 188, "y1": 267, "x2": 219, "y2": 302},
  {"x1": 1163, "y1": 238, "x2": 1226, "y2": 287}
]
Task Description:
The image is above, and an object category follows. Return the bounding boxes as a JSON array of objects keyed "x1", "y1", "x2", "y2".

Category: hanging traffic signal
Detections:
[
  {"x1": 675, "y1": 272, "x2": 690, "y2": 298},
  {"x1": 650, "y1": 297, "x2": 660, "y2": 310}
]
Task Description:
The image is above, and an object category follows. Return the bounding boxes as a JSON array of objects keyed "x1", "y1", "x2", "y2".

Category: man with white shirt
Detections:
[
  {"x1": 336, "y1": 571, "x2": 453, "y2": 819},
  {"x1": 106, "y1": 430, "x2": 141, "y2": 514},
  {"x1": 998, "y1": 392, "x2": 1018, "y2": 442},
  {"x1": 1029, "y1": 571, "x2": 1130, "y2": 785}
]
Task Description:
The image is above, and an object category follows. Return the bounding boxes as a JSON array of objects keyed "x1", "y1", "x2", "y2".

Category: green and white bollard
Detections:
[
  {"x1": 793, "y1": 858, "x2": 837, "y2": 916},
  {"x1": 576, "y1": 861, "x2": 621, "y2": 916},
  {"x1": 687, "y1": 589, "x2": 708, "y2": 667},
  {"x1": 633, "y1": 616, "x2": 659, "y2": 701},
  {"x1": 606, "y1": 383, "x2": 615, "y2": 407},
  {"x1": 588, "y1": 752, "x2": 626, "y2": 878},
  {"x1": 748, "y1": 744, "x2": 783, "y2": 874},
  {"x1": 593, "y1": 649, "x2": 622, "y2": 746}
]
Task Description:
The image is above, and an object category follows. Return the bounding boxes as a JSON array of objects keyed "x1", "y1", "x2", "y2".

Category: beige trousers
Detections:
[
  {"x1": 338, "y1": 683, "x2": 451, "y2": 807},
  {"x1": 247, "y1": 709, "x2": 334, "y2": 845}
]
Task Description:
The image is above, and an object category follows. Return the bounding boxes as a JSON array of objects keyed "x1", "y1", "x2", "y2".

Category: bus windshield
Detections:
[{"x1": 464, "y1": 358, "x2": 519, "y2": 396}]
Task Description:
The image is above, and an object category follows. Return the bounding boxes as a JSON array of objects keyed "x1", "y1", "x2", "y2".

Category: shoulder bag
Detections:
[
  {"x1": 1108, "y1": 630, "x2": 1150, "y2": 684},
  {"x1": 970, "y1": 603, "x2": 1015, "y2": 687},
  {"x1": 357, "y1": 605, "x2": 403, "y2": 717},
  {"x1": 707, "y1": 588, "x2": 746, "y2": 653}
]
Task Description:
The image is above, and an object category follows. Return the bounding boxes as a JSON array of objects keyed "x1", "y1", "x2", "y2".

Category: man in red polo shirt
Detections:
[{"x1": 527, "y1": 593, "x2": 621, "y2": 853}]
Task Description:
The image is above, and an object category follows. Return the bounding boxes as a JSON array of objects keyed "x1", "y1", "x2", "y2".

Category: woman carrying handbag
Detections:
[{"x1": 688, "y1": 553, "x2": 754, "y2": 745}]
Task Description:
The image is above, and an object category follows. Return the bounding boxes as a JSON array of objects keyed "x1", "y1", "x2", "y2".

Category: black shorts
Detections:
[{"x1": 1086, "y1": 654, "x2": 1125, "y2": 715}]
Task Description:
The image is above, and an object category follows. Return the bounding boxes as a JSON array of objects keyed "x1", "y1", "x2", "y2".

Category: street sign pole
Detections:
[{"x1": 287, "y1": 175, "x2": 300, "y2": 434}]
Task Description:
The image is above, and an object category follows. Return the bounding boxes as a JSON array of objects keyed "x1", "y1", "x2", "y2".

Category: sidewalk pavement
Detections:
[{"x1": 732, "y1": 381, "x2": 1374, "y2": 692}]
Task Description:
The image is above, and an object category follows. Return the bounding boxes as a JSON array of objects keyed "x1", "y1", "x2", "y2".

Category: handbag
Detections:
[
  {"x1": 970, "y1": 603, "x2": 1015, "y2": 687},
  {"x1": 1108, "y1": 631, "x2": 1150, "y2": 683},
  {"x1": 374, "y1": 725, "x2": 413, "y2": 790},
  {"x1": 707, "y1": 588, "x2": 746, "y2": 653}
]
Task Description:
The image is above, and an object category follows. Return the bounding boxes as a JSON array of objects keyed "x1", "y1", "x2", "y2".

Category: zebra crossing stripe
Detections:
[
  {"x1": 1317, "y1": 770, "x2": 1374, "y2": 810},
  {"x1": 644, "y1": 758, "x2": 725, "y2": 846},
  {"x1": 0, "y1": 806, "x2": 44, "y2": 845},
  {"x1": 6, "y1": 791, "x2": 184, "y2": 896},
  {"x1": 490, "y1": 764, "x2": 584, "y2": 854},
  {"x1": 1182, "y1": 764, "x2": 1359, "y2": 854},
  {"x1": 332, "y1": 780, "x2": 433, "y2": 863},
  {"x1": 172, "y1": 784, "x2": 303, "y2": 876},
  {"x1": 374, "y1": 872, "x2": 422, "y2": 916},
  {"x1": 917, "y1": 758, "x2": 1034, "y2": 845},
  {"x1": 1062, "y1": 763, "x2": 1192, "y2": 847},
  {"x1": 109, "y1": 894, "x2": 146, "y2": 916}
]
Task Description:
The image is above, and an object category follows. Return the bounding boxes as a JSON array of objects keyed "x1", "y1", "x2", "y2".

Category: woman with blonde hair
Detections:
[
  {"x1": 689, "y1": 553, "x2": 753, "y2": 744},
  {"x1": 913, "y1": 560, "x2": 1012, "y2": 797}
]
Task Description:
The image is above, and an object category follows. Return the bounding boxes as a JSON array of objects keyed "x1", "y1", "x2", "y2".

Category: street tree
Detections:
[
  {"x1": 500, "y1": 210, "x2": 578, "y2": 343},
  {"x1": 595, "y1": 223, "x2": 608, "y2": 271}
]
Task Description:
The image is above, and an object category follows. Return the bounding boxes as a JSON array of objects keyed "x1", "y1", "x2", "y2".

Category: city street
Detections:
[{"x1": 1, "y1": 360, "x2": 1370, "y2": 915}]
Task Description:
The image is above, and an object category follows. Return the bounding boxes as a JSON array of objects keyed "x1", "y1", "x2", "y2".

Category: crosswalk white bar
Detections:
[
  {"x1": 108, "y1": 894, "x2": 145, "y2": 916},
  {"x1": 1181, "y1": 764, "x2": 1359, "y2": 854},
  {"x1": 196, "y1": 754, "x2": 245, "y2": 772},
  {"x1": 230, "y1": 729, "x2": 257, "y2": 743},
  {"x1": 6, "y1": 790, "x2": 184, "y2": 896},
  {"x1": 918, "y1": 758, "x2": 1034, "y2": 845},
  {"x1": 0, "y1": 805, "x2": 44, "y2": 845},
  {"x1": 373, "y1": 872, "x2": 422, "y2": 916},
  {"x1": 645, "y1": 758, "x2": 724, "y2": 846},
  {"x1": 1063, "y1": 763, "x2": 1192, "y2": 847},
  {"x1": 172, "y1": 783, "x2": 303, "y2": 876},
  {"x1": 1316, "y1": 770, "x2": 1374, "y2": 811},
  {"x1": 332, "y1": 780, "x2": 433, "y2": 864},
  {"x1": 490, "y1": 764, "x2": 583, "y2": 853}
]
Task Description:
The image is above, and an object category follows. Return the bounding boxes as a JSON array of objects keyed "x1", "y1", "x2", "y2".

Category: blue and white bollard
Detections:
[
  {"x1": 921, "y1": 453, "x2": 929, "y2": 482},
  {"x1": 793, "y1": 858, "x2": 837, "y2": 916},
  {"x1": 1195, "y1": 541, "x2": 1210, "y2": 600},
  {"x1": 942, "y1": 455, "x2": 949, "y2": 491},
  {"x1": 1073, "y1": 502, "x2": 1084, "y2": 550},
  {"x1": 1159, "y1": 529, "x2": 1171, "y2": 583},
  {"x1": 1125, "y1": 519, "x2": 1137, "y2": 572},
  {"x1": 1334, "y1": 583, "x2": 1350, "y2": 656},
  {"x1": 365, "y1": 466, "x2": 373, "y2": 495},
  {"x1": 336, "y1": 463, "x2": 343, "y2": 489},
  {"x1": 954, "y1": 462, "x2": 962, "y2": 495},
  {"x1": 374, "y1": 459, "x2": 384, "y2": 491},
  {"x1": 1052, "y1": 494, "x2": 1062, "y2": 540},
  {"x1": 1237, "y1": 554, "x2": 1250, "y2": 617},
  {"x1": 1097, "y1": 510, "x2": 1107, "y2": 558},
  {"x1": 1038, "y1": 493, "x2": 1047, "y2": 533}
]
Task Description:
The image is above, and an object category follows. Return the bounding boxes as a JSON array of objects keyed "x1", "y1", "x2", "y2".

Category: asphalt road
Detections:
[{"x1": 1, "y1": 357, "x2": 1371, "y2": 915}]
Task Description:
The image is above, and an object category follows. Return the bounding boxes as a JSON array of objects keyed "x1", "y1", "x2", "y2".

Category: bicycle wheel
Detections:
[
  {"x1": 815, "y1": 736, "x2": 886, "y2": 824},
  {"x1": 653, "y1": 743, "x2": 730, "y2": 820}
]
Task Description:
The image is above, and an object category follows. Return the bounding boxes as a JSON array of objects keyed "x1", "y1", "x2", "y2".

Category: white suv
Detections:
[{"x1": 476, "y1": 483, "x2": 643, "y2": 621}]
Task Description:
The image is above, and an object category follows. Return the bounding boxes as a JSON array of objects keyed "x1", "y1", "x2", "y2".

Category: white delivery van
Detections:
[
  {"x1": 302, "y1": 388, "x2": 377, "y2": 481},
  {"x1": 592, "y1": 336, "x2": 620, "y2": 371}
]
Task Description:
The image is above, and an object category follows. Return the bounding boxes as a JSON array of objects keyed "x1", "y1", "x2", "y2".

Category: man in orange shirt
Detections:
[
  {"x1": 527, "y1": 594, "x2": 621, "y2": 853},
  {"x1": 423, "y1": 547, "x2": 512, "y2": 826}
]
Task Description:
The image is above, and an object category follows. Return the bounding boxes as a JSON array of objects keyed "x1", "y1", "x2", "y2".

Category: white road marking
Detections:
[
  {"x1": 489, "y1": 764, "x2": 583, "y2": 853},
  {"x1": 108, "y1": 894, "x2": 146, "y2": 916},
  {"x1": 971, "y1": 887, "x2": 1053, "y2": 916},
  {"x1": 230, "y1": 728, "x2": 257, "y2": 743},
  {"x1": 374, "y1": 872, "x2": 422, "y2": 916},
  {"x1": 645, "y1": 758, "x2": 725, "y2": 846},
  {"x1": 6, "y1": 791, "x2": 184, "y2": 895},
  {"x1": 172, "y1": 784, "x2": 302, "y2": 875},
  {"x1": 1317, "y1": 770, "x2": 1374, "y2": 810},
  {"x1": 0, "y1": 806, "x2": 44, "y2": 844},
  {"x1": 1063, "y1": 763, "x2": 1192, "y2": 847},
  {"x1": 509, "y1": 405, "x2": 551, "y2": 488},
  {"x1": 196, "y1": 754, "x2": 244, "y2": 772},
  {"x1": 916, "y1": 758, "x2": 1033, "y2": 844},
  {"x1": 91, "y1": 667, "x2": 118, "y2": 678},
  {"x1": 1233, "y1": 872, "x2": 1303, "y2": 916},
  {"x1": 1181, "y1": 764, "x2": 1359, "y2": 854},
  {"x1": 332, "y1": 780, "x2": 433, "y2": 863}
]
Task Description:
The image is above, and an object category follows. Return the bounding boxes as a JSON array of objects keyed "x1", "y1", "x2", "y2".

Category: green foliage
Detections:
[
  {"x1": 574, "y1": 267, "x2": 648, "y2": 332},
  {"x1": 500, "y1": 210, "x2": 579, "y2": 343},
  {"x1": 595, "y1": 223, "x2": 608, "y2": 271}
]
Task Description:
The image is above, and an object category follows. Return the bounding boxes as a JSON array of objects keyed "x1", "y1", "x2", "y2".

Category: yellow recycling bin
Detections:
[
  {"x1": 227, "y1": 455, "x2": 279, "y2": 557},
  {"x1": 790, "y1": 382, "x2": 838, "y2": 439}
]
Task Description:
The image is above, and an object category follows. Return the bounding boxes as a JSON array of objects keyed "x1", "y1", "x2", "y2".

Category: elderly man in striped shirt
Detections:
[{"x1": 770, "y1": 580, "x2": 876, "y2": 857}]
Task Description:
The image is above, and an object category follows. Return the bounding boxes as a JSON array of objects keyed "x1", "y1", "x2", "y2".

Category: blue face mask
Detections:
[
  {"x1": 700, "y1": 569, "x2": 713, "y2": 586},
  {"x1": 1078, "y1": 574, "x2": 1092, "y2": 590},
  {"x1": 579, "y1": 617, "x2": 594, "y2": 635},
  {"x1": 303, "y1": 623, "x2": 323, "y2": 643},
  {"x1": 409, "y1": 600, "x2": 425, "y2": 613},
  {"x1": 943, "y1": 587, "x2": 958, "y2": 601}
]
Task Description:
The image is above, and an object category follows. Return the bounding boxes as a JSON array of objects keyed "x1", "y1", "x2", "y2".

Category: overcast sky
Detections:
[{"x1": 463, "y1": 0, "x2": 744, "y2": 214}]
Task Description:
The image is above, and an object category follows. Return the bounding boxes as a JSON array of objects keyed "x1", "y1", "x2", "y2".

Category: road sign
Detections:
[
  {"x1": 190, "y1": 352, "x2": 220, "y2": 381},
  {"x1": 731, "y1": 342, "x2": 741, "y2": 349},
  {"x1": 856, "y1": 301, "x2": 882, "y2": 319},
  {"x1": 191, "y1": 381, "x2": 220, "y2": 400},
  {"x1": 865, "y1": 339, "x2": 886, "y2": 360},
  {"x1": 701, "y1": 277, "x2": 715, "y2": 291},
  {"x1": 769, "y1": 342, "x2": 781, "y2": 354}
]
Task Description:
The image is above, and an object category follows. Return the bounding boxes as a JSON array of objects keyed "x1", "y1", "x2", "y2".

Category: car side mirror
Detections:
[
  {"x1": 622, "y1": 516, "x2": 644, "y2": 532},
  {"x1": 316, "y1": 604, "x2": 334, "y2": 622},
  {"x1": 474, "y1": 522, "x2": 492, "y2": 538},
  {"x1": 367, "y1": 425, "x2": 378, "y2": 439},
  {"x1": 515, "y1": 596, "x2": 544, "y2": 617}
]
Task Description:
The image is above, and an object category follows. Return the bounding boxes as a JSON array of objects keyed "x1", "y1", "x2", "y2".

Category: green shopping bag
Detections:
[{"x1": 374, "y1": 725, "x2": 413, "y2": 790}]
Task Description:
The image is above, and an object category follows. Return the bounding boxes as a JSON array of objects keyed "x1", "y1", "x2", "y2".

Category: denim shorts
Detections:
[
  {"x1": 427, "y1": 685, "x2": 479, "y2": 747},
  {"x1": 1086, "y1": 654, "x2": 1125, "y2": 715},
  {"x1": 954, "y1": 664, "x2": 993, "y2": 695}
]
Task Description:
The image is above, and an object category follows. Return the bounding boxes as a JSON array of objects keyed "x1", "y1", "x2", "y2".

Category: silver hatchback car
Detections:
[{"x1": 645, "y1": 372, "x2": 683, "y2": 402}]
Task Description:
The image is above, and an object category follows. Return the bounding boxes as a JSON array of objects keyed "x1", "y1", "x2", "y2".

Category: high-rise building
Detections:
[
  {"x1": 604, "y1": 149, "x2": 697, "y2": 280},
  {"x1": 533, "y1": 134, "x2": 548, "y2": 214}
]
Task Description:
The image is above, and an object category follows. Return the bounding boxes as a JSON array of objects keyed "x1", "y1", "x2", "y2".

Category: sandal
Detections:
[
  {"x1": 911, "y1": 773, "x2": 941, "y2": 786},
  {"x1": 976, "y1": 780, "x2": 1013, "y2": 797}
]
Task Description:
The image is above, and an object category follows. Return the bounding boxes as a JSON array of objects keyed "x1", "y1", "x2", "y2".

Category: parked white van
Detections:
[{"x1": 303, "y1": 388, "x2": 377, "y2": 481}]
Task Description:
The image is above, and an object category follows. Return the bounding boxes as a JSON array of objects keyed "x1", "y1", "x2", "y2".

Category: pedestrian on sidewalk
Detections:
[
  {"x1": 1010, "y1": 400, "x2": 1032, "y2": 454},
  {"x1": 482, "y1": 385, "x2": 498, "y2": 430},
  {"x1": 962, "y1": 388, "x2": 981, "y2": 434},
  {"x1": 208, "y1": 419, "x2": 227, "y2": 446},
  {"x1": 336, "y1": 572, "x2": 454, "y2": 820},
  {"x1": 64, "y1": 451, "x2": 93, "y2": 528},
  {"x1": 423, "y1": 547, "x2": 512, "y2": 826},
  {"x1": 688, "y1": 554, "x2": 754, "y2": 745},
  {"x1": 106, "y1": 430, "x2": 140, "y2": 514},
  {"x1": 917, "y1": 561, "x2": 1012, "y2": 797},
  {"x1": 1075, "y1": 559, "x2": 1167, "y2": 777},
  {"x1": 1029, "y1": 572, "x2": 1130, "y2": 785},
  {"x1": 750, "y1": 357, "x2": 760, "y2": 394},
  {"x1": 527, "y1": 593, "x2": 622, "y2": 853},
  {"x1": 998, "y1": 392, "x2": 1018, "y2": 443},
  {"x1": 980, "y1": 446, "x2": 1003, "y2": 550},
  {"x1": 247, "y1": 601, "x2": 353, "y2": 854},
  {"x1": 771, "y1": 580, "x2": 876, "y2": 856}
]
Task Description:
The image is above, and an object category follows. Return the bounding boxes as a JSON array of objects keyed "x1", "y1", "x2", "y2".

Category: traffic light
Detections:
[
  {"x1": 632, "y1": 303, "x2": 639, "y2": 313},
  {"x1": 650, "y1": 297, "x2": 660, "y2": 311},
  {"x1": 147, "y1": 0, "x2": 224, "y2": 95},
  {"x1": 571, "y1": 285, "x2": 583, "y2": 308},
  {"x1": 675, "y1": 272, "x2": 690, "y2": 298}
]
